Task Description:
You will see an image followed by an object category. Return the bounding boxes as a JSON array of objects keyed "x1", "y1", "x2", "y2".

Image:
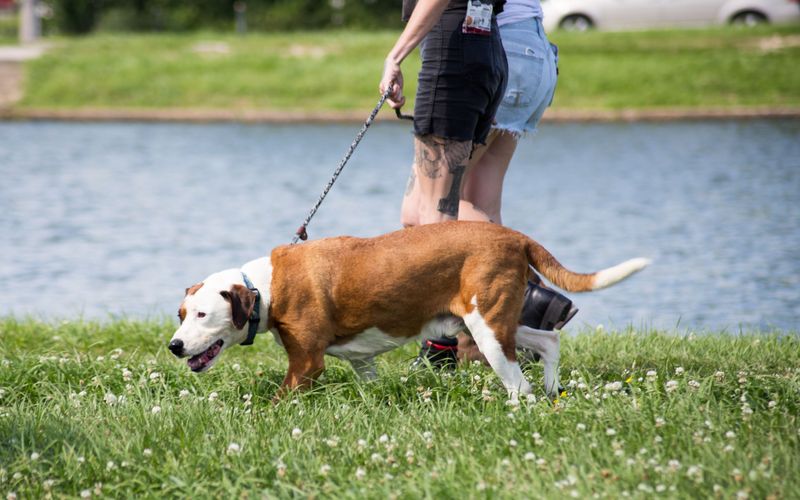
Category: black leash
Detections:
[{"x1": 291, "y1": 89, "x2": 413, "y2": 244}]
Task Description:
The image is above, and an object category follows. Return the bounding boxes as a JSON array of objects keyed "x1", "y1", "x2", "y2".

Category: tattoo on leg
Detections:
[
  {"x1": 417, "y1": 145, "x2": 442, "y2": 179},
  {"x1": 404, "y1": 168, "x2": 416, "y2": 196},
  {"x1": 438, "y1": 163, "x2": 466, "y2": 216}
]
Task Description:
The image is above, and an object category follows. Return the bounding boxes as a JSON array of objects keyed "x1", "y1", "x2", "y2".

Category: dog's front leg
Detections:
[
  {"x1": 349, "y1": 358, "x2": 378, "y2": 381},
  {"x1": 274, "y1": 347, "x2": 325, "y2": 401}
]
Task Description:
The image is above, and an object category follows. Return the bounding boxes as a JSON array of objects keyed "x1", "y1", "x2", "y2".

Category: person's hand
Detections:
[{"x1": 379, "y1": 58, "x2": 405, "y2": 109}]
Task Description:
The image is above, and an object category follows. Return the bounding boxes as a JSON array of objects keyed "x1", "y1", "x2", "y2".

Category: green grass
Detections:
[
  {"x1": 18, "y1": 24, "x2": 800, "y2": 112},
  {"x1": 0, "y1": 15, "x2": 17, "y2": 45},
  {"x1": 1, "y1": 319, "x2": 798, "y2": 498}
]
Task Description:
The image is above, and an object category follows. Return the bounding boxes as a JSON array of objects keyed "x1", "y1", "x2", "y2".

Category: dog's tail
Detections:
[{"x1": 524, "y1": 238, "x2": 650, "y2": 292}]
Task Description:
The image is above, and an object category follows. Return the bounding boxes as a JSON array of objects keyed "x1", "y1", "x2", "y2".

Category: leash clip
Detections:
[{"x1": 296, "y1": 225, "x2": 308, "y2": 241}]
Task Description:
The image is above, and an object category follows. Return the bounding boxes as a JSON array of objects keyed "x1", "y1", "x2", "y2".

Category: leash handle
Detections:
[
  {"x1": 395, "y1": 107, "x2": 414, "y2": 121},
  {"x1": 292, "y1": 87, "x2": 393, "y2": 244}
]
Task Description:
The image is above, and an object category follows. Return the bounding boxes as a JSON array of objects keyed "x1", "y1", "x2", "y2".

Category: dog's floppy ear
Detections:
[
  {"x1": 220, "y1": 284, "x2": 257, "y2": 330},
  {"x1": 185, "y1": 282, "x2": 204, "y2": 297}
]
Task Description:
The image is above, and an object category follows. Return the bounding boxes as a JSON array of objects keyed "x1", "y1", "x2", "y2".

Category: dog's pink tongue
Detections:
[{"x1": 187, "y1": 340, "x2": 222, "y2": 371}]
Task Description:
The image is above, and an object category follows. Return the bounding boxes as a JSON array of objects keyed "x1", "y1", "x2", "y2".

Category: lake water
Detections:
[{"x1": 1, "y1": 119, "x2": 798, "y2": 333}]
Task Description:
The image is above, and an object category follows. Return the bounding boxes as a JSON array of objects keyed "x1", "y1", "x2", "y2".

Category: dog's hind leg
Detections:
[
  {"x1": 463, "y1": 300, "x2": 531, "y2": 401},
  {"x1": 515, "y1": 326, "x2": 560, "y2": 399},
  {"x1": 349, "y1": 358, "x2": 378, "y2": 381}
]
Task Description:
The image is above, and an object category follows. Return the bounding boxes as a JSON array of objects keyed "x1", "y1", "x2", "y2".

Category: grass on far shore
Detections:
[
  {"x1": 16, "y1": 24, "x2": 800, "y2": 112},
  {"x1": 1, "y1": 318, "x2": 798, "y2": 498}
]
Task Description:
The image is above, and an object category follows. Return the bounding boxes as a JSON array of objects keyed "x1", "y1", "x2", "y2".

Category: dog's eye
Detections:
[{"x1": 197, "y1": 312, "x2": 206, "y2": 318}]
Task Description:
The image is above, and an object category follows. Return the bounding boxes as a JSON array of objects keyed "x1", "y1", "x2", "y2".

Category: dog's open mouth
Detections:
[{"x1": 187, "y1": 339, "x2": 223, "y2": 372}]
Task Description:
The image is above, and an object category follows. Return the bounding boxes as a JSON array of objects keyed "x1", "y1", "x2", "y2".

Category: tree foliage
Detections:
[{"x1": 51, "y1": 0, "x2": 404, "y2": 34}]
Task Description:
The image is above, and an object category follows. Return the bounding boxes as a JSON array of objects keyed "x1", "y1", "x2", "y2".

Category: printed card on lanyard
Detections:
[{"x1": 463, "y1": 0, "x2": 493, "y2": 35}]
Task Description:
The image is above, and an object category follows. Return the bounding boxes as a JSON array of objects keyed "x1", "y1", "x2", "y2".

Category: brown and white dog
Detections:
[{"x1": 169, "y1": 221, "x2": 649, "y2": 400}]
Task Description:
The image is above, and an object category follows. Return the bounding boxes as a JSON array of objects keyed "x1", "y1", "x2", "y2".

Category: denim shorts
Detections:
[
  {"x1": 413, "y1": 9, "x2": 508, "y2": 144},
  {"x1": 493, "y1": 17, "x2": 558, "y2": 136}
]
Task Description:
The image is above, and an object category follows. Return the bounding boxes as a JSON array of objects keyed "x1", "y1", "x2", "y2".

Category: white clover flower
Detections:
[
  {"x1": 6, "y1": 492, "x2": 17, "y2": 500},
  {"x1": 714, "y1": 370, "x2": 725, "y2": 380},
  {"x1": 104, "y1": 393, "x2": 118, "y2": 406},
  {"x1": 370, "y1": 453, "x2": 383, "y2": 463},
  {"x1": 668, "y1": 459, "x2": 681, "y2": 472},
  {"x1": 291, "y1": 428, "x2": 302, "y2": 439},
  {"x1": 178, "y1": 389, "x2": 190, "y2": 398},
  {"x1": 473, "y1": 375, "x2": 481, "y2": 382},
  {"x1": 606, "y1": 428, "x2": 616, "y2": 436},
  {"x1": 122, "y1": 369, "x2": 132, "y2": 381},
  {"x1": 505, "y1": 398, "x2": 520, "y2": 407},
  {"x1": 422, "y1": 431, "x2": 433, "y2": 441},
  {"x1": 143, "y1": 449, "x2": 152, "y2": 457},
  {"x1": 768, "y1": 400, "x2": 777, "y2": 409},
  {"x1": 509, "y1": 439, "x2": 517, "y2": 448},
  {"x1": 665, "y1": 380, "x2": 679, "y2": 393},
  {"x1": 43, "y1": 479, "x2": 56, "y2": 490},
  {"x1": 30, "y1": 452, "x2": 40, "y2": 461},
  {"x1": 227, "y1": 442, "x2": 241, "y2": 455},
  {"x1": 355, "y1": 467, "x2": 366, "y2": 480},
  {"x1": 325, "y1": 437, "x2": 339, "y2": 448},
  {"x1": 208, "y1": 392, "x2": 219, "y2": 402},
  {"x1": 604, "y1": 381, "x2": 623, "y2": 392},
  {"x1": 726, "y1": 431, "x2": 736, "y2": 439},
  {"x1": 80, "y1": 490, "x2": 91, "y2": 499},
  {"x1": 687, "y1": 465, "x2": 702, "y2": 480},
  {"x1": 577, "y1": 382, "x2": 588, "y2": 390},
  {"x1": 150, "y1": 406, "x2": 161, "y2": 414},
  {"x1": 77, "y1": 456, "x2": 85, "y2": 463},
  {"x1": 320, "y1": 464, "x2": 331, "y2": 476},
  {"x1": 675, "y1": 367, "x2": 684, "y2": 376},
  {"x1": 656, "y1": 484, "x2": 667, "y2": 493},
  {"x1": 654, "y1": 435, "x2": 663, "y2": 443},
  {"x1": 276, "y1": 461, "x2": 287, "y2": 477},
  {"x1": 232, "y1": 363, "x2": 241, "y2": 371},
  {"x1": 96, "y1": 356, "x2": 105, "y2": 362},
  {"x1": 12, "y1": 473, "x2": 22, "y2": 480},
  {"x1": 379, "y1": 434, "x2": 389, "y2": 444},
  {"x1": 526, "y1": 394, "x2": 537, "y2": 404},
  {"x1": 646, "y1": 370, "x2": 658, "y2": 380},
  {"x1": 106, "y1": 461, "x2": 116, "y2": 471},
  {"x1": 524, "y1": 452, "x2": 536, "y2": 461},
  {"x1": 149, "y1": 372, "x2": 160, "y2": 381},
  {"x1": 736, "y1": 490, "x2": 749, "y2": 500},
  {"x1": 357, "y1": 439, "x2": 368, "y2": 448},
  {"x1": 399, "y1": 376, "x2": 408, "y2": 383},
  {"x1": 655, "y1": 417, "x2": 665, "y2": 427},
  {"x1": 688, "y1": 380, "x2": 701, "y2": 390}
]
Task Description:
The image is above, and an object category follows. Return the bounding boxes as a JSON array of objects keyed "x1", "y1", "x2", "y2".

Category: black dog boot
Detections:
[
  {"x1": 410, "y1": 337, "x2": 458, "y2": 370},
  {"x1": 520, "y1": 281, "x2": 578, "y2": 331}
]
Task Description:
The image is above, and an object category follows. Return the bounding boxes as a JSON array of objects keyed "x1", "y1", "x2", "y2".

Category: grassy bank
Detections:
[
  {"x1": 16, "y1": 24, "x2": 800, "y2": 113},
  {"x1": 1, "y1": 319, "x2": 798, "y2": 498}
]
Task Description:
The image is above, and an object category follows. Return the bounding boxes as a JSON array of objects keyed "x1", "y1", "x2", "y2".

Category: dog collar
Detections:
[{"x1": 239, "y1": 271, "x2": 261, "y2": 346}]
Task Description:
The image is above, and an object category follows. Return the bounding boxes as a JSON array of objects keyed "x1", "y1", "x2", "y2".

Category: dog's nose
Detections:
[{"x1": 168, "y1": 339, "x2": 184, "y2": 356}]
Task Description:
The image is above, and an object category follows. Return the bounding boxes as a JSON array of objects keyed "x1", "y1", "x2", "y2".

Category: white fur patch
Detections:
[
  {"x1": 516, "y1": 326, "x2": 560, "y2": 397},
  {"x1": 462, "y1": 296, "x2": 531, "y2": 400},
  {"x1": 592, "y1": 257, "x2": 651, "y2": 290}
]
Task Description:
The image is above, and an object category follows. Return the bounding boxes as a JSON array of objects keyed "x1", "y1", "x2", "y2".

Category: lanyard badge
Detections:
[{"x1": 463, "y1": 0, "x2": 493, "y2": 35}]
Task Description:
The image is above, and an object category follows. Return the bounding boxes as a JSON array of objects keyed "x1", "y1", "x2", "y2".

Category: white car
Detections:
[{"x1": 541, "y1": 0, "x2": 800, "y2": 31}]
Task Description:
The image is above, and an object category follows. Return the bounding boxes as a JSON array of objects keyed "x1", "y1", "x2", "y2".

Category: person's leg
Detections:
[
  {"x1": 413, "y1": 134, "x2": 473, "y2": 225},
  {"x1": 458, "y1": 131, "x2": 518, "y2": 224},
  {"x1": 400, "y1": 164, "x2": 421, "y2": 227}
]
